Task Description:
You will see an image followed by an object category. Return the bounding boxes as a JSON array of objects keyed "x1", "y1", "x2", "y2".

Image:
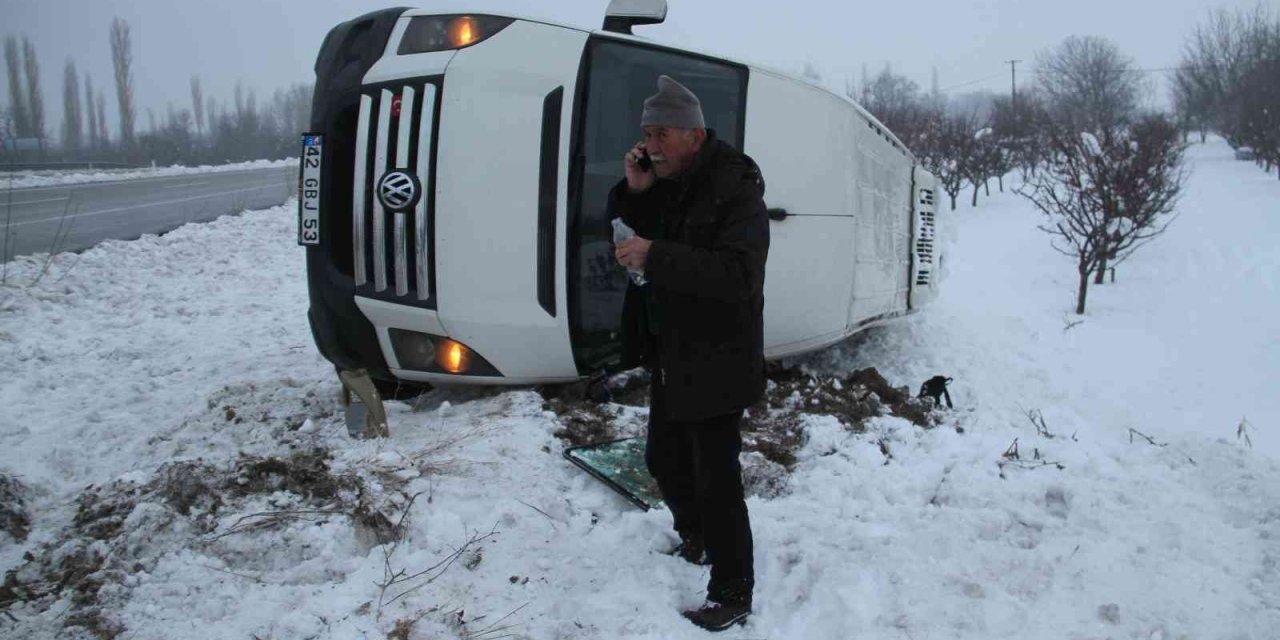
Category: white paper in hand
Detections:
[{"x1": 611, "y1": 218, "x2": 648, "y2": 286}]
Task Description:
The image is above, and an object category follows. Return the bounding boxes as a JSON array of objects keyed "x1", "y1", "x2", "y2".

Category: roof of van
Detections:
[{"x1": 400, "y1": 5, "x2": 913, "y2": 159}]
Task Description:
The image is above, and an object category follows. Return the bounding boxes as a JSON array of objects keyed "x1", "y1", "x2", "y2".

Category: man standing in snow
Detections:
[{"x1": 610, "y1": 75, "x2": 769, "y2": 631}]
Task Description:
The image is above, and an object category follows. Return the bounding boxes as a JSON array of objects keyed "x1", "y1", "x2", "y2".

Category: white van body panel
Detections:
[
  {"x1": 743, "y1": 68, "x2": 919, "y2": 357},
  {"x1": 430, "y1": 20, "x2": 587, "y2": 380},
  {"x1": 849, "y1": 120, "x2": 914, "y2": 325},
  {"x1": 743, "y1": 69, "x2": 859, "y2": 356}
]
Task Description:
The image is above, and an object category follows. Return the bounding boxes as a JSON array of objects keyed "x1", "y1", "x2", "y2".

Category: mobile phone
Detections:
[{"x1": 637, "y1": 148, "x2": 653, "y2": 172}]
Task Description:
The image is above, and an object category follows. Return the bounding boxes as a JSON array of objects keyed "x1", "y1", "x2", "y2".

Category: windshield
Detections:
[{"x1": 568, "y1": 37, "x2": 747, "y2": 372}]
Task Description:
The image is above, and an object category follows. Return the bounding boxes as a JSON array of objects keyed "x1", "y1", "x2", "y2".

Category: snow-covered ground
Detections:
[
  {"x1": 0, "y1": 138, "x2": 1275, "y2": 639},
  {"x1": 1, "y1": 158, "x2": 296, "y2": 189}
]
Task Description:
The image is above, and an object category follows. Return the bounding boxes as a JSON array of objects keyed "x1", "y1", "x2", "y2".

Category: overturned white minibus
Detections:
[{"x1": 300, "y1": 0, "x2": 941, "y2": 396}]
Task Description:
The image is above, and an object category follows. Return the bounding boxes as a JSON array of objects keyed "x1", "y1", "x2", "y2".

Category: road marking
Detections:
[
  {"x1": 5, "y1": 196, "x2": 71, "y2": 206},
  {"x1": 161, "y1": 181, "x2": 210, "y2": 190},
  {"x1": 9, "y1": 183, "x2": 288, "y2": 228}
]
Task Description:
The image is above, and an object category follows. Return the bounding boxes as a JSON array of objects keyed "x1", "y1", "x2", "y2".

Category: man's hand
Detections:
[
  {"x1": 624, "y1": 141, "x2": 656, "y2": 193},
  {"x1": 615, "y1": 236, "x2": 652, "y2": 271}
]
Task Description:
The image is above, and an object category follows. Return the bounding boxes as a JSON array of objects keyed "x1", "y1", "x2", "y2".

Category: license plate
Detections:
[{"x1": 298, "y1": 133, "x2": 323, "y2": 246}]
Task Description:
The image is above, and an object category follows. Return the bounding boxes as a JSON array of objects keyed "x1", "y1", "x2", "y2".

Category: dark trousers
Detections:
[{"x1": 645, "y1": 369, "x2": 755, "y2": 597}]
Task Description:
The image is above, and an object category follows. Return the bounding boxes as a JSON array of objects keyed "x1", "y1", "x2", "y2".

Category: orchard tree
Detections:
[
  {"x1": 1020, "y1": 115, "x2": 1186, "y2": 314},
  {"x1": 918, "y1": 108, "x2": 983, "y2": 211}
]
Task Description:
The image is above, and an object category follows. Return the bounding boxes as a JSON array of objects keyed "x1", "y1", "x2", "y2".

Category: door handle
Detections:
[{"x1": 767, "y1": 208, "x2": 788, "y2": 221}]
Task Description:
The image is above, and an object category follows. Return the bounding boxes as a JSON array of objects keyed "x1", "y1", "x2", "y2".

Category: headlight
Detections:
[
  {"x1": 397, "y1": 15, "x2": 514, "y2": 55},
  {"x1": 389, "y1": 328, "x2": 436, "y2": 371}
]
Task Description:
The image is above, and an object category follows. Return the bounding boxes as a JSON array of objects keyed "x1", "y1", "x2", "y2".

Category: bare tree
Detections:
[
  {"x1": 212, "y1": 80, "x2": 268, "y2": 161},
  {"x1": 4, "y1": 36, "x2": 30, "y2": 138},
  {"x1": 1021, "y1": 129, "x2": 1110, "y2": 314},
  {"x1": 1019, "y1": 116, "x2": 1186, "y2": 313},
  {"x1": 1097, "y1": 115, "x2": 1188, "y2": 280},
  {"x1": 986, "y1": 96, "x2": 1029, "y2": 190},
  {"x1": 991, "y1": 92, "x2": 1051, "y2": 178},
  {"x1": 110, "y1": 17, "x2": 136, "y2": 148},
  {"x1": 856, "y1": 64, "x2": 934, "y2": 153},
  {"x1": 61, "y1": 59, "x2": 82, "y2": 156},
  {"x1": 1036, "y1": 36, "x2": 1142, "y2": 132},
  {"x1": 988, "y1": 140, "x2": 1016, "y2": 193},
  {"x1": 1235, "y1": 54, "x2": 1280, "y2": 177},
  {"x1": 0, "y1": 108, "x2": 13, "y2": 157},
  {"x1": 918, "y1": 108, "x2": 982, "y2": 211},
  {"x1": 84, "y1": 74, "x2": 97, "y2": 152},
  {"x1": 269, "y1": 83, "x2": 312, "y2": 139},
  {"x1": 968, "y1": 128, "x2": 989, "y2": 206},
  {"x1": 96, "y1": 89, "x2": 108, "y2": 147},
  {"x1": 1171, "y1": 70, "x2": 1212, "y2": 143},
  {"x1": 138, "y1": 103, "x2": 195, "y2": 166},
  {"x1": 22, "y1": 37, "x2": 45, "y2": 151},
  {"x1": 1176, "y1": 6, "x2": 1280, "y2": 176},
  {"x1": 1230, "y1": 9, "x2": 1280, "y2": 177},
  {"x1": 968, "y1": 126, "x2": 1007, "y2": 204},
  {"x1": 1176, "y1": 7, "x2": 1270, "y2": 144},
  {"x1": 190, "y1": 75, "x2": 204, "y2": 138}
]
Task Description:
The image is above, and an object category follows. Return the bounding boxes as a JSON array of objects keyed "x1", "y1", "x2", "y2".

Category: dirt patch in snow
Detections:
[
  {"x1": 540, "y1": 370, "x2": 651, "y2": 447},
  {"x1": 0, "y1": 472, "x2": 31, "y2": 542},
  {"x1": 756, "y1": 365, "x2": 938, "y2": 431},
  {"x1": 542, "y1": 366, "x2": 945, "y2": 499},
  {"x1": 544, "y1": 400, "x2": 625, "y2": 448},
  {"x1": 0, "y1": 449, "x2": 414, "y2": 639}
]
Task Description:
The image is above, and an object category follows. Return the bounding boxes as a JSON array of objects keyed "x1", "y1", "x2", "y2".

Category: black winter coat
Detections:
[{"x1": 608, "y1": 131, "x2": 770, "y2": 422}]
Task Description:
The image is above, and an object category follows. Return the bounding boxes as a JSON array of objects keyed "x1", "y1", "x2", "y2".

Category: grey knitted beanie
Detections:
[{"x1": 641, "y1": 75, "x2": 706, "y2": 129}]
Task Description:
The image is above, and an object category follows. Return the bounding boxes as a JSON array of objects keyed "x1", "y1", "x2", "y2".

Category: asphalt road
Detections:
[{"x1": 1, "y1": 165, "x2": 297, "y2": 258}]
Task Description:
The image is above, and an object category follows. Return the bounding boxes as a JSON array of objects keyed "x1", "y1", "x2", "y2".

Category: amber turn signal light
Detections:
[
  {"x1": 436, "y1": 338, "x2": 472, "y2": 374},
  {"x1": 449, "y1": 17, "x2": 479, "y2": 48}
]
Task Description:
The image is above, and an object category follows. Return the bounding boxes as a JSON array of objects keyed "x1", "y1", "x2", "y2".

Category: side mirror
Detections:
[{"x1": 602, "y1": 0, "x2": 668, "y2": 35}]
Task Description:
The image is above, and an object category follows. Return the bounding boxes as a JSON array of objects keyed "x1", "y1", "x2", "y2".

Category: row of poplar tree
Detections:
[{"x1": 1, "y1": 18, "x2": 313, "y2": 167}]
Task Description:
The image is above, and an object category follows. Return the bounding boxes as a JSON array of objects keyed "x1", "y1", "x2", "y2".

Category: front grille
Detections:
[
  {"x1": 352, "y1": 79, "x2": 440, "y2": 304},
  {"x1": 915, "y1": 187, "x2": 936, "y2": 286}
]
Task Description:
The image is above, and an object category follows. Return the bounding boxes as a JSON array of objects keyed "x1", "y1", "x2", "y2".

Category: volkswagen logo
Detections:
[{"x1": 377, "y1": 170, "x2": 421, "y2": 211}]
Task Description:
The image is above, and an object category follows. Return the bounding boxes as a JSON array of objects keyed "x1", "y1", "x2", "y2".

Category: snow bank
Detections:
[
  {"x1": 1, "y1": 158, "x2": 295, "y2": 189},
  {"x1": 0, "y1": 139, "x2": 1276, "y2": 639},
  {"x1": 798, "y1": 136, "x2": 1280, "y2": 459}
]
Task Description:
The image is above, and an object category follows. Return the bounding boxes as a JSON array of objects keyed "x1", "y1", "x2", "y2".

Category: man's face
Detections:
[{"x1": 642, "y1": 126, "x2": 705, "y2": 178}]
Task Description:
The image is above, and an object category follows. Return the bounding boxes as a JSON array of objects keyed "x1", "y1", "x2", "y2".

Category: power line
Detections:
[
  {"x1": 938, "y1": 72, "x2": 1006, "y2": 93},
  {"x1": 938, "y1": 65, "x2": 1197, "y2": 94},
  {"x1": 1027, "y1": 66, "x2": 1189, "y2": 74}
]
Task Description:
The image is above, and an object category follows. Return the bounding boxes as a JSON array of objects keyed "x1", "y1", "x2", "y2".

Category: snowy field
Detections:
[
  {"x1": 0, "y1": 137, "x2": 1276, "y2": 639},
  {"x1": 1, "y1": 158, "x2": 296, "y2": 189}
]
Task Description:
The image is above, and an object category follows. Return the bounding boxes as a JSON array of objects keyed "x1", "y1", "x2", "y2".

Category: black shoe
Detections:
[
  {"x1": 668, "y1": 535, "x2": 710, "y2": 566},
  {"x1": 681, "y1": 599, "x2": 750, "y2": 631}
]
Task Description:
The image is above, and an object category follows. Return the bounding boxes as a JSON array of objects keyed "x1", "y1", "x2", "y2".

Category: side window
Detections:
[{"x1": 569, "y1": 39, "x2": 747, "y2": 370}]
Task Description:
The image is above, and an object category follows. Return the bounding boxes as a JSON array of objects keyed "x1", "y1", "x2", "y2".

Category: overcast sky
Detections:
[{"x1": 2, "y1": 0, "x2": 1274, "y2": 140}]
